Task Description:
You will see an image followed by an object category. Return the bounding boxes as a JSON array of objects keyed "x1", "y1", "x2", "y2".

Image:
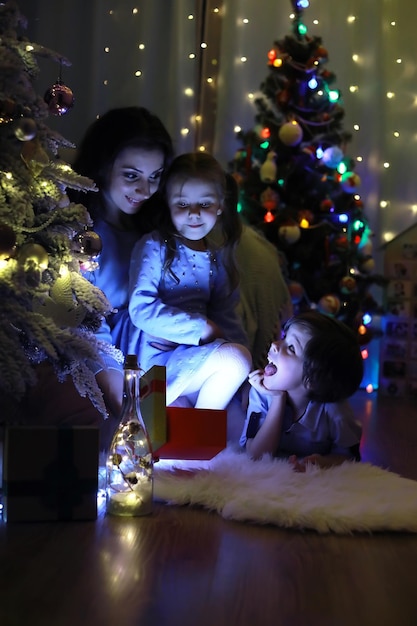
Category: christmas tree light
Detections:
[
  {"x1": 0, "y1": 1, "x2": 120, "y2": 420},
  {"x1": 230, "y1": 0, "x2": 387, "y2": 347}
]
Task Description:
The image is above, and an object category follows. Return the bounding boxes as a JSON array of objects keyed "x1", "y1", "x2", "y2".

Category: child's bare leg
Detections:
[{"x1": 182, "y1": 343, "x2": 252, "y2": 410}]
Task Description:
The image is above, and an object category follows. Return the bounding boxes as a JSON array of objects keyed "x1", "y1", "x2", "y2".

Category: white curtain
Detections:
[{"x1": 18, "y1": 0, "x2": 417, "y2": 257}]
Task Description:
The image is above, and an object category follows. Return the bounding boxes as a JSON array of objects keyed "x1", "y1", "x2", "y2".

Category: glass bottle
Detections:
[{"x1": 106, "y1": 354, "x2": 153, "y2": 516}]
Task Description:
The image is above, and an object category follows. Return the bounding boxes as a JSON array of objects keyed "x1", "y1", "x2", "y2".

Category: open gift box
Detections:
[
  {"x1": 154, "y1": 407, "x2": 227, "y2": 460},
  {"x1": 140, "y1": 366, "x2": 227, "y2": 460}
]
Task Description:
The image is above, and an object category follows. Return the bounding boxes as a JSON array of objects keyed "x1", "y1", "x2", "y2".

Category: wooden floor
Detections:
[{"x1": 1, "y1": 390, "x2": 417, "y2": 626}]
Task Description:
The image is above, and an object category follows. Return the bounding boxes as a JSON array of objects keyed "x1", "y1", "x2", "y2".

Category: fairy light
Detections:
[{"x1": 97, "y1": 2, "x2": 417, "y2": 283}]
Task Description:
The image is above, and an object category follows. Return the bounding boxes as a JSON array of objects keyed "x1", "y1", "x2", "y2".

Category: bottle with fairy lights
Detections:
[{"x1": 106, "y1": 354, "x2": 153, "y2": 516}]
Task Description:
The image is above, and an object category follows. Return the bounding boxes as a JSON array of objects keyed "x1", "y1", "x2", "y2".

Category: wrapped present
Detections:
[
  {"x1": 154, "y1": 407, "x2": 227, "y2": 460},
  {"x1": 140, "y1": 365, "x2": 167, "y2": 451},
  {"x1": 3, "y1": 426, "x2": 99, "y2": 522}
]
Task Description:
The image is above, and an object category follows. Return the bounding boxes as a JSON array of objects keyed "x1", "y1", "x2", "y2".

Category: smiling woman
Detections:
[{"x1": 69, "y1": 106, "x2": 174, "y2": 428}]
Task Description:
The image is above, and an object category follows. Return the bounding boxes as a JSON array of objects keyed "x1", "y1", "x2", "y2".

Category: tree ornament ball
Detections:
[
  {"x1": 73, "y1": 230, "x2": 102, "y2": 262},
  {"x1": 321, "y1": 146, "x2": 344, "y2": 169},
  {"x1": 339, "y1": 275, "x2": 357, "y2": 295},
  {"x1": 278, "y1": 121, "x2": 303, "y2": 147},
  {"x1": 0, "y1": 222, "x2": 16, "y2": 260},
  {"x1": 278, "y1": 223, "x2": 301, "y2": 245},
  {"x1": 18, "y1": 242, "x2": 49, "y2": 269},
  {"x1": 340, "y1": 171, "x2": 361, "y2": 193},
  {"x1": 320, "y1": 198, "x2": 334, "y2": 212},
  {"x1": 44, "y1": 81, "x2": 75, "y2": 116},
  {"x1": 14, "y1": 117, "x2": 37, "y2": 141},
  {"x1": 318, "y1": 294, "x2": 341, "y2": 317}
]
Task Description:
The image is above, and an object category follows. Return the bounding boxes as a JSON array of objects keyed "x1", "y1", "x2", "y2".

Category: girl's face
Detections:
[
  {"x1": 107, "y1": 146, "x2": 165, "y2": 216},
  {"x1": 166, "y1": 177, "x2": 222, "y2": 245},
  {"x1": 262, "y1": 323, "x2": 312, "y2": 395}
]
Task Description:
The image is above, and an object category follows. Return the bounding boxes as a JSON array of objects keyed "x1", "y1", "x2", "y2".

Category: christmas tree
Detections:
[
  {"x1": 230, "y1": 0, "x2": 386, "y2": 345},
  {"x1": 0, "y1": 1, "x2": 119, "y2": 420}
]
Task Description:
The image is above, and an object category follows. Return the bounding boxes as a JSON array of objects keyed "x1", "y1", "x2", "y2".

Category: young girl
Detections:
[
  {"x1": 240, "y1": 310, "x2": 363, "y2": 470},
  {"x1": 71, "y1": 106, "x2": 174, "y2": 421},
  {"x1": 128, "y1": 152, "x2": 252, "y2": 409}
]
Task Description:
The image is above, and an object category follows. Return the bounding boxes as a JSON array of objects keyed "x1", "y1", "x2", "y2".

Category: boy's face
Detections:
[{"x1": 262, "y1": 324, "x2": 311, "y2": 394}]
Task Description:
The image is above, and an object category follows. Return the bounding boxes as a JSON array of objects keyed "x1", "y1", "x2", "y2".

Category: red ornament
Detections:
[
  {"x1": 320, "y1": 198, "x2": 334, "y2": 212},
  {"x1": 44, "y1": 81, "x2": 75, "y2": 116}
]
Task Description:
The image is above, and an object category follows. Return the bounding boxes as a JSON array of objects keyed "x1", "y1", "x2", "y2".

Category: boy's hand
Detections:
[
  {"x1": 248, "y1": 369, "x2": 281, "y2": 396},
  {"x1": 288, "y1": 454, "x2": 322, "y2": 472}
]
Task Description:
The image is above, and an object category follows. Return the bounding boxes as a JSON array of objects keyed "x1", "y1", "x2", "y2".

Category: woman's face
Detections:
[{"x1": 107, "y1": 146, "x2": 165, "y2": 216}]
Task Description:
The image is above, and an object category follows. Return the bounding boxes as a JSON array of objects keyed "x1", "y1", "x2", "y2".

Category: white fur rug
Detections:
[{"x1": 154, "y1": 449, "x2": 417, "y2": 534}]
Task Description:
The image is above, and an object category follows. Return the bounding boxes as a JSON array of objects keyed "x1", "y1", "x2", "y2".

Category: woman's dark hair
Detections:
[
  {"x1": 71, "y1": 106, "x2": 174, "y2": 221},
  {"x1": 154, "y1": 152, "x2": 242, "y2": 292},
  {"x1": 284, "y1": 310, "x2": 364, "y2": 402}
]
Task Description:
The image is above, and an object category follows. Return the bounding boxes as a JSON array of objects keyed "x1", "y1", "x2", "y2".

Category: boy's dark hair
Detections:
[
  {"x1": 71, "y1": 106, "x2": 173, "y2": 222},
  {"x1": 154, "y1": 152, "x2": 242, "y2": 292},
  {"x1": 284, "y1": 310, "x2": 364, "y2": 402}
]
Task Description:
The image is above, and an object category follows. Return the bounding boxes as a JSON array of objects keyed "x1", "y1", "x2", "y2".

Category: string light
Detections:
[{"x1": 100, "y1": 5, "x2": 414, "y2": 254}]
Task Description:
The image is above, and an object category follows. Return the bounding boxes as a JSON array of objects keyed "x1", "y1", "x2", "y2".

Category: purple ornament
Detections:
[{"x1": 44, "y1": 81, "x2": 75, "y2": 116}]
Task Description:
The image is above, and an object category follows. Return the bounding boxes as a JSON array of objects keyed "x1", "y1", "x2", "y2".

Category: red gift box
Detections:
[
  {"x1": 154, "y1": 407, "x2": 227, "y2": 460},
  {"x1": 3, "y1": 426, "x2": 99, "y2": 522}
]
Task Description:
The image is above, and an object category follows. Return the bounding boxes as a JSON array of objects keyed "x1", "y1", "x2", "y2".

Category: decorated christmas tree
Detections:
[
  {"x1": 0, "y1": 1, "x2": 118, "y2": 420},
  {"x1": 230, "y1": 0, "x2": 386, "y2": 345}
]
